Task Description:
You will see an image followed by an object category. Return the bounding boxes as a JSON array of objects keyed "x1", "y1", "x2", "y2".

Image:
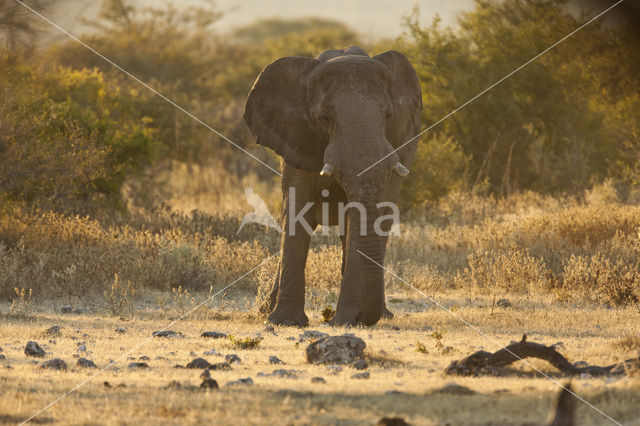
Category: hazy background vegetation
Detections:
[{"x1": 1, "y1": 0, "x2": 639, "y2": 309}]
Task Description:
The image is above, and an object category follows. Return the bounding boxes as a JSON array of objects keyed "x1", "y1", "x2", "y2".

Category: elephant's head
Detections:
[{"x1": 244, "y1": 47, "x2": 422, "y2": 325}]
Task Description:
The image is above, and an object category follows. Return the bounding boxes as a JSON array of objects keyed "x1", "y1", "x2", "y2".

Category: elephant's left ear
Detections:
[{"x1": 373, "y1": 50, "x2": 422, "y2": 158}]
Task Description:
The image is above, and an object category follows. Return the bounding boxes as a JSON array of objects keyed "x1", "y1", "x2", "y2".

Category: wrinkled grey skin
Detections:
[{"x1": 244, "y1": 46, "x2": 422, "y2": 326}]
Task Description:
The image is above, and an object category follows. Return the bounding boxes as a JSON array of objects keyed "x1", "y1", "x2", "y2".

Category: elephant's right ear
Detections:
[{"x1": 243, "y1": 57, "x2": 325, "y2": 172}]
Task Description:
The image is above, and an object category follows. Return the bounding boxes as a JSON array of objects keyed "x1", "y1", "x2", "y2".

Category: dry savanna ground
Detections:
[{"x1": 1, "y1": 189, "x2": 640, "y2": 425}]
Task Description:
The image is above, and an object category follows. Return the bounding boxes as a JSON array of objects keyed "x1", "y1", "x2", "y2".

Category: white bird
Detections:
[{"x1": 236, "y1": 187, "x2": 282, "y2": 235}]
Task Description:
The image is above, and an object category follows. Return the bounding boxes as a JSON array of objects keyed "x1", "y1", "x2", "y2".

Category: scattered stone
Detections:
[
  {"x1": 201, "y1": 379, "x2": 219, "y2": 389},
  {"x1": 77, "y1": 345, "x2": 87, "y2": 352},
  {"x1": 226, "y1": 377, "x2": 253, "y2": 386},
  {"x1": 496, "y1": 298, "x2": 511, "y2": 308},
  {"x1": 73, "y1": 308, "x2": 87, "y2": 314},
  {"x1": 311, "y1": 376, "x2": 326, "y2": 384},
  {"x1": 377, "y1": 417, "x2": 409, "y2": 426},
  {"x1": 41, "y1": 358, "x2": 67, "y2": 370},
  {"x1": 210, "y1": 362, "x2": 232, "y2": 371},
  {"x1": 385, "y1": 390, "x2": 405, "y2": 396},
  {"x1": 24, "y1": 341, "x2": 46, "y2": 358},
  {"x1": 269, "y1": 355, "x2": 284, "y2": 365},
  {"x1": 391, "y1": 326, "x2": 400, "y2": 331},
  {"x1": 299, "y1": 330, "x2": 329, "y2": 342},
  {"x1": 433, "y1": 383, "x2": 477, "y2": 395},
  {"x1": 186, "y1": 358, "x2": 211, "y2": 369},
  {"x1": 0, "y1": 347, "x2": 3, "y2": 352},
  {"x1": 286, "y1": 337, "x2": 296, "y2": 341},
  {"x1": 0, "y1": 354, "x2": 5, "y2": 360},
  {"x1": 200, "y1": 369, "x2": 211, "y2": 380},
  {"x1": 264, "y1": 325, "x2": 277, "y2": 335},
  {"x1": 152, "y1": 330, "x2": 183, "y2": 338},
  {"x1": 189, "y1": 351, "x2": 197, "y2": 357},
  {"x1": 61, "y1": 306, "x2": 72, "y2": 314},
  {"x1": 271, "y1": 369, "x2": 299, "y2": 378},
  {"x1": 128, "y1": 362, "x2": 149, "y2": 369},
  {"x1": 115, "y1": 328, "x2": 126, "y2": 334},
  {"x1": 173, "y1": 364, "x2": 185, "y2": 369},
  {"x1": 225, "y1": 354, "x2": 241, "y2": 364},
  {"x1": 306, "y1": 335, "x2": 366, "y2": 365},
  {"x1": 77, "y1": 358, "x2": 97, "y2": 368},
  {"x1": 43, "y1": 325, "x2": 62, "y2": 336},
  {"x1": 201, "y1": 331, "x2": 227, "y2": 339},
  {"x1": 326, "y1": 365, "x2": 343, "y2": 375},
  {"x1": 351, "y1": 371, "x2": 370, "y2": 379},
  {"x1": 352, "y1": 359, "x2": 368, "y2": 370},
  {"x1": 104, "y1": 381, "x2": 112, "y2": 388},
  {"x1": 139, "y1": 355, "x2": 150, "y2": 361}
]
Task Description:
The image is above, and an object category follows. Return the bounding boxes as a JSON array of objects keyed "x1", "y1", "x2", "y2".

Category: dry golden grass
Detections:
[
  {"x1": 0, "y1": 296, "x2": 639, "y2": 425},
  {"x1": 2, "y1": 190, "x2": 640, "y2": 424}
]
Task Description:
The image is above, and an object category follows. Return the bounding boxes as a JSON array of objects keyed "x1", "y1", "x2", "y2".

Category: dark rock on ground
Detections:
[
  {"x1": 299, "y1": 330, "x2": 329, "y2": 342},
  {"x1": 306, "y1": 335, "x2": 366, "y2": 365},
  {"x1": 77, "y1": 345, "x2": 86, "y2": 352},
  {"x1": 269, "y1": 355, "x2": 284, "y2": 365},
  {"x1": 0, "y1": 354, "x2": 5, "y2": 360},
  {"x1": 496, "y1": 298, "x2": 512, "y2": 308},
  {"x1": 24, "y1": 341, "x2": 46, "y2": 358},
  {"x1": 41, "y1": 358, "x2": 67, "y2": 370},
  {"x1": 128, "y1": 362, "x2": 149, "y2": 369},
  {"x1": 61, "y1": 306, "x2": 72, "y2": 314},
  {"x1": 201, "y1": 379, "x2": 219, "y2": 389},
  {"x1": 271, "y1": 369, "x2": 299, "y2": 378},
  {"x1": 139, "y1": 356, "x2": 150, "y2": 361},
  {"x1": 152, "y1": 330, "x2": 184, "y2": 338},
  {"x1": 186, "y1": 358, "x2": 211, "y2": 369},
  {"x1": 226, "y1": 377, "x2": 253, "y2": 386},
  {"x1": 433, "y1": 383, "x2": 476, "y2": 395},
  {"x1": 225, "y1": 354, "x2": 241, "y2": 364},
  {"x1": 377, "y1": 417, "x2": 409, "y2": 426},
  {"x1": 385, "y1": 390, "x2": 405, "y2": 396},
  {"x1": 391, "y1": 326, "x2": 400, "y2": 331},
  {"x1": 77, "y1": 358, "x2": 97, "y2": 368},
  {"x1": 115, "y1": 328, "x2": 126, "y2": 334},
  {"x1": 210, "y1": 362, "x2": 232, "y2": 371},
  {"x1": 173, "y1": 364, "x2": 185, "y2": 369},
  {"x1": 311, "y1": 377, "x2": 326, "y2": 384},
  {"x1": 201, "y1": 331, "x2": 227, "y2": 339},
  {"x1": 43, "y1": 326, "x2": 62, "y2": 336},
  {"x1": 351, "y1": 371, "x2": 370, "y2": 379},
  {"x1": 264, "y1": 325, "x2": 277, "y2": 335},
  {"x1": 352, "y1": 359, "x2": 368, "y2": 370}
]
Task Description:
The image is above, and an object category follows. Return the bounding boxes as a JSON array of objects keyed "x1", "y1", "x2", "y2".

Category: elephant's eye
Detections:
[{"x1": 318, "y1": 113, "x2": 331, "y2": 125}]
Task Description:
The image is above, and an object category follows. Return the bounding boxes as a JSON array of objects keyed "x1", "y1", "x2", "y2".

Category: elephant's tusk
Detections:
[
  {"x1": 393, "y1": 162, "x2": 409, "y2": 177},
  {"x1": 320, "y1": 163, "x2": 334, "y2": 177}
]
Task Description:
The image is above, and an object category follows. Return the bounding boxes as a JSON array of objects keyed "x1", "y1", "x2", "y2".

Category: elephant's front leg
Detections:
[{"x1": 268, "y1": 166, "x2": 317, "y2": 327}]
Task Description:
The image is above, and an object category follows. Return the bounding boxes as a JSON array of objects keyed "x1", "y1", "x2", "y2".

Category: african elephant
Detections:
[{"x1": 243, "y1": 46, "x2": 422, "y2": 326}]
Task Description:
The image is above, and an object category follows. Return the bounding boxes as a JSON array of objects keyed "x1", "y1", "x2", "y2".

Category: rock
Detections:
[
  {"x1": 189, "y1": 351, "x2": 197, "y2": 357},
  {"x1": 351, "y1": 371, "x2": 370, "y2": 379},
  {"x1": 61, "y1": 306, "x2": 72, "y2": 314},
  {"x1": 306, "y1": 335, "x2": 366, "y2": 365},
  {"x1": 73, "y1": 308, "x2": 87, "y2": 314},
  {"x1": 104, "y1": 381, "x2": 112, "y2": 388},
  {"x1": 352, "y1": 359, "x2": 368, "y2": 370},
  {"x1": 128, "y1": 362, "x2": 149, "y2": 369},
  {"x1": 496, "y1": 298, "x2": 511, "y2": 308},
  {"x1": 186, "y1": 358, "x2": 211, "y2": 369},
  {"x1": 201, "y1": 379, "x2": 219, "y2": 389},
  {"x1": 377, "y1": 417, "x2": 409, "y2": 426},
  {"x1": 77, "y1": 345, "x2": 87, "y2": 352},
  {"x1": 210, "y1": 362, "x2": 232, "y2": 371},
  {"x1": 433, "y1": 383, "x2": 476, "y2": 395},
  {"x1": 41, "y1": 358, "x2": 67, "y2": 370},
  {"x1": 43, "y1": 326, "x2": 62, "y2": 336},
  {"x1": 0, "y1": 354, "x2": 5, "y2": 360},
  {"x1": 299, "y1": 330, "x2": 329, "y2": 342},
  {"x1": 24, "y1": 341, "x2": 46, "y2": 358},
  {"x1": 326, "y1": 365, "x2": 343, "y2": 375},
  {"x1": 0, "y1": 346, "x2": 3, "y2": 352},
  {"x1": 391, "y1": 326, "x2": 400, "y2": 331},
  {"x1": 385, "y1": 390, "x2": 405, "y2": 396},
  {"x1": 77, "y1": 358, "x2": 97, "y2": 368},
  {"x1": 152, "y1": 330, "x2": 183, "y2": 338},
  {"x1": 271, "y1": 369, "x2": 299, "y2": 378},
  {"x1": 203, "y1": 349, "x2": 218, "y2": 356},
  {"x1": 269, "y1": 355, "x2": 284, "y2": 365},
  {"x1": 225, "y1": 354, "x2": 241, "y2": 364},
  {"x1": 264, "y1": 325, "x2": 277, "y2": 335},
  {"x1": 139, "y1": 355, "x2": 150, "y2": 361},
  {"x1": 311, "y1": 376, "x2": 326, "y2": 384},
  {"x1": 286, "y1": 336, "x2": 296, "y2": 341},
  {"x1": 226, "y1": 377, "x2": 253, "y2": 386},
  {"x1": 115, "y1": 328, "x2": 126, "y2": 334},
  {"x1": 201, "y1": 331, "x2": 227, "y2": 339}
]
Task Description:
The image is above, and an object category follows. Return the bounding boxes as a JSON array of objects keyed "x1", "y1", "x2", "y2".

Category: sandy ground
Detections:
[{"x1": 1, "y1": 293, "x2": 639, "y2": 425}]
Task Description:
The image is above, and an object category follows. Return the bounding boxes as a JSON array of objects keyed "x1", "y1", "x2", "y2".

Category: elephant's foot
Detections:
[
  {"x1": 329, "y1": 308, "x2": 363, "y2": 327},
  {"x1": 268, "y1": 306, "x2": 309, "y2": 327},
  {"x1": 259, "y1": 295, "x2": 277, "y2": 315},
  {"x1": 381, "y1": 306, "x2": 394, "y2": 320}
]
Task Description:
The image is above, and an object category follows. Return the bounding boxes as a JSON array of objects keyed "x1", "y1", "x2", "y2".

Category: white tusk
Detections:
[
  {"x1": 393, "y1": 162, "x2": 409, "y2": 177},
  {"x1": 320, "y1": 163, "x2": 334, "y2": 177}
]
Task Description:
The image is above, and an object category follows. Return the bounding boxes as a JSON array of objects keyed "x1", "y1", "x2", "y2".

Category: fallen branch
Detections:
[{"x1": 445, "y1": 334, "x2": 639, "y2": 377}]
